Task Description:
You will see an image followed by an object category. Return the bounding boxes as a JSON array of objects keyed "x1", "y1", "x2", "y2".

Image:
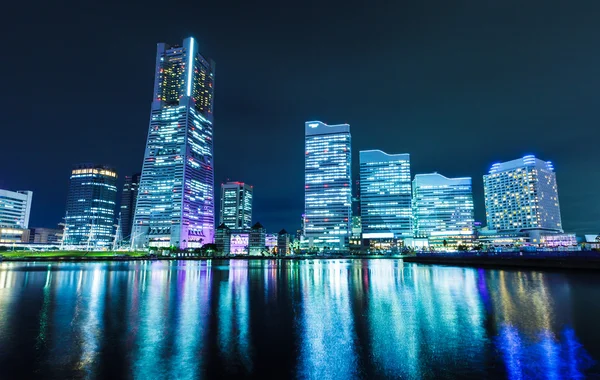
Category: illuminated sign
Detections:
[
  {"x1": 362, "y1": 232, "x2": 394, "y2": 239},
  {"x1": 308, "y1": 123, "x2": 319, "y2": 128}
]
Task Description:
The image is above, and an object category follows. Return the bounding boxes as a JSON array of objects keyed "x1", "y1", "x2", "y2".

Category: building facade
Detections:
[
  {"x1": 359, "y1": 150, "x2": 412, "y2": 240},
  {"x1": 0, "y1": 189, "x2": 33, "y2": 229},
  {"x1": 220, "y1": 182, "x2": 253, "y2": 229},
  {"x1": 29, "y1": 227, "x2": 63, "y2": 244},
  {"x1": 277, "y1": 229, "x2": 290, "y2": 255},
  {"x1": 483, "y1": 155, "x2": 562, "y2": 232},
  {"x1": 412, "y1": 173, "x2": 475, "y2": 246},
  {"x1": 63, "y1": 164, "x2": 118, "y2": 248},
  {"x1": 132, "y1": 37, "x2": 216, "y2": 249},
  {"x1": 304, "y1": 121, "x2": 352, "y2": 250},
  {"x1": 119, "y1": 173, "x2": 140, "y2": 243}
]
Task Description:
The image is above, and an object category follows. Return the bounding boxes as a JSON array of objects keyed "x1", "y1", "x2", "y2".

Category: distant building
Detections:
[
  {"x1": 484, "y1": 155, "x2": 562, "y2": 233},
  {"x1": 132, "y1": 37, "x2": 215, "y2": 250},
  {"x1": 266, "y1": 233, "x2": 278, "y2": 253},
  {"x1": 215, "y1": 222, "x2": 267, "y2": 255},
  {"x1": 63, "y1": 164, "x2": 118, "y2": 248},
  {"x1": 412, "y1": 173, "x2": 475, "y2": 247},
  {"x1": 304, "y1": 121, "x2": 352, "y2": 250},
  {"x1": 277, "y1": 229, "x2": 291, "y2": 255},
  {"x1": 249, "y1": 222, "x2": 266, "y2": 255},
  {"x1": 0, "y1": 228, "x2": 29, "y2": 244},
  {"x1": 359, "y1": 150, "x2": 412, "y2": 245},
  {"x1": 215, "y1": 223, "x2": 231, "y2": 255},
  {"x1": 29, "y1": 227, "x2": 63, "y2": 244},
  {"x1": 119, "y1": 173, "x2": 140, "y2": 243},
  {"x1": 0, "y1": 189, "x2": 33, "y2": 229},
  {"x1": 220, "y1": 182, "x2": 253, "y2": 229}
]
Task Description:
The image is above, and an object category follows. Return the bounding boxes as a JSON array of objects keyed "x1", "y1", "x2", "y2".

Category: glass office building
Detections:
[
  {"x1": 119, "y1": 173, "x2": 140, "y2": 243},
  {"x1": 304, "y1": 121, "x2": 352, "y2": 250},
  {"x1": 220, "y1": 182, "x2": 253, "y2": 229},
  {"x1": 132, "y1": 37, "x2": 215, "y2": 249},
  {"x1": 63, "y1": 164, "x2": 118, "y2": 248},
  {"x1": 359, "y1": 150, "x2": 412, "y2": 240},
  {"x1": 483, "y1": 155, "x2": 562, "y2": 232},
  {"x1": 412, "y1": 173, "x2": 474, "y2": 246}
]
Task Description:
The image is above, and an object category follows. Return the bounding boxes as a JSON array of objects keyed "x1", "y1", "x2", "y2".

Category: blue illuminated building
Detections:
[
  {"x1": 304, "y1": 121, "x2": 352, "y2": 250},
  {"x1": 412, "y1": 173, "x2": 475, "y2": 246},
  {"x1": 63, "y1": 164, "x2": 118, "y2": 249},
  {"x1": 132, "y1": 37, "x2": 215, "y2": 249},
  {"x1": 359, "y1": 150, "x2": 412, "y2": 241}
]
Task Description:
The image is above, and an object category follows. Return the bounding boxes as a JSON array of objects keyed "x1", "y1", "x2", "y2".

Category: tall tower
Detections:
[
  {"x1": 63, "y1": 164, "x2": 118, "y2": 248},
  {"x1": 220, "y1": 182, "x2": 253, "y2": 229},
  {"x1": 119, "y1": 173, "x2": 140, "y2": 243},
  {"x1": 132, "y1": 37, "x2": 215, "y2": 249},
  {"x1": 359, "y1": 150, "x2": 412, "y2": 240},
  {"x1": 483, "y1": 155, "x2": 562, "y2": 232},
  {"x1": 304, "y1": 121, "x2": 352, "y2": 250}
]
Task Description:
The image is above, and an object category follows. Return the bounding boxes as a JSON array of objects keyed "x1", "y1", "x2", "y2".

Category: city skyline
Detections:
[{"x1": 2, "y1": 1, "x2": 600, "y2": 235}]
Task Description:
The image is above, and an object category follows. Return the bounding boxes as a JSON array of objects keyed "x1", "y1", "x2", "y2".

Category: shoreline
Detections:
[
  {"x1": 402, "y1": 255, "x2": 600, "y2": 270},
  {"x1": 0, "y1": 255, "x2": 405, "y2": 263}
]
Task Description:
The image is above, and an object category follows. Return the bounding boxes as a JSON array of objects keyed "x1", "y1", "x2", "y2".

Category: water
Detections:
[{"x1": 0, "y1": 259, "x2": 598, "y2": 379}]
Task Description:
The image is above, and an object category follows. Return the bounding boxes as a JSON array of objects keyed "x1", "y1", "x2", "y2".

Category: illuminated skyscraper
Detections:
[
  {"x1": 132, "y1": 37, "x2": 215, "y2": 249},
  {"x1": 119, "y1": 173, "x2": 140, "y2": 243},
  {"x1": 220, "y1": 182, "x2": 253, "y2": 229},
  {"x1": 63, "y1": 164, "x2": 118, "y2": 248},
  {"x1": 413, "y1": 173, "x2": 474, "y2": 246},
  {"x1": 483, "y1": 155, "x2": 562, "y2": 232},
  {"x1": 359, "y1": 150, "x2": 412, "y2": 240},
  {"x1": 304, "y1": 121, "x2": 352, "y2": 250}
]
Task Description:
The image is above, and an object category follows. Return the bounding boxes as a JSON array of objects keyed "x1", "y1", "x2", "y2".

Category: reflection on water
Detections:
[{"x1": 0, "y1": 260, "x2": 598, "y2": 379}]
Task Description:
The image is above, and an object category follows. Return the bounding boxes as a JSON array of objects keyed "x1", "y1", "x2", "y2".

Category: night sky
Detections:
[{"x1": 2, "y1": 1, "x2": 599, "y2": 234}]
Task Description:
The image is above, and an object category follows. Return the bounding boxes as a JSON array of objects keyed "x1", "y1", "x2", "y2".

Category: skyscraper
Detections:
[
  {"x1": 63, "y1": 164, "x2": 118, "y2": 248},
  {"x1": 412, "y1": 173, "x2": 475, "y2": 246},
  {"x1": 304, "y1": 121, "x2": 352, "y2": 250},
  {"x1": 132, "y1": 37, "x2": 215, "y2": 249},
  {"x1": 359, "y1": 150, "x2": 412, "y2": 241},
  {"x1": 483, "y1": 155, "x2": 562, "y2": 232},
  {"x1": 220, "y1": 181, "x2": 253, "y2": 229},
  {"x1": 0, "y1": 189, "x2": 33, "y2": 229},
  {"x1": 119, "y1": 173, "x2": 140, "y2": 243}
]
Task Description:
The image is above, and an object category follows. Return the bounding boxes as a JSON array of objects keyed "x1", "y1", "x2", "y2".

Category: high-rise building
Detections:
[
  {"x1": 119, "y1": 173, "x2": 140, "y2": 243},
  {"x1": 220, "y1": 182, "x2": 253, "y2": 229},
  {"x1": 412, "y1": 173, "x2": 475, "y2": 246},
  {"x1": 0, "y1": 189, "x2": 33, "y2": 229},
  {"x1": 63, "y1": 164, "x2": 118, "y2": 248},
  {"x1": 483, "y1": 155, "x2": 562, "y2": 232},
  {"x1": 359, "y1": 150, "x2": 412, "y2": 240},
  {"x1": 132, "y1": 37, "x2": 215, "y2": 249},
  {"x1": 304, "y1": 121, "x2": 352, "y2": 250}
]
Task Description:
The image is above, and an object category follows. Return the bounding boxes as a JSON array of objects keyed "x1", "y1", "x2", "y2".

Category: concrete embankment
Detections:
[{"x1": 402, "y1": 255, "x2": 600, "y2": 270}]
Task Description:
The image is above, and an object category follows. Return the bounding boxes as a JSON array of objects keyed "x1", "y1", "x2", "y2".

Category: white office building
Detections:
[
  {"x1": 0, "y1": 189, "x2": 33, "y2": 228},
  {"x1": 359, "y1": 150, "x2": 412, "y2": 240},
  {"x1": 413, "y1": 173, "x2": 474, "y2": 246},
  {"x1": 304, "y1": 121, "x2": 352, "y2": 250},
  {"x1": 483, "y1": 155, "x2": 562, "y2": 232}
]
